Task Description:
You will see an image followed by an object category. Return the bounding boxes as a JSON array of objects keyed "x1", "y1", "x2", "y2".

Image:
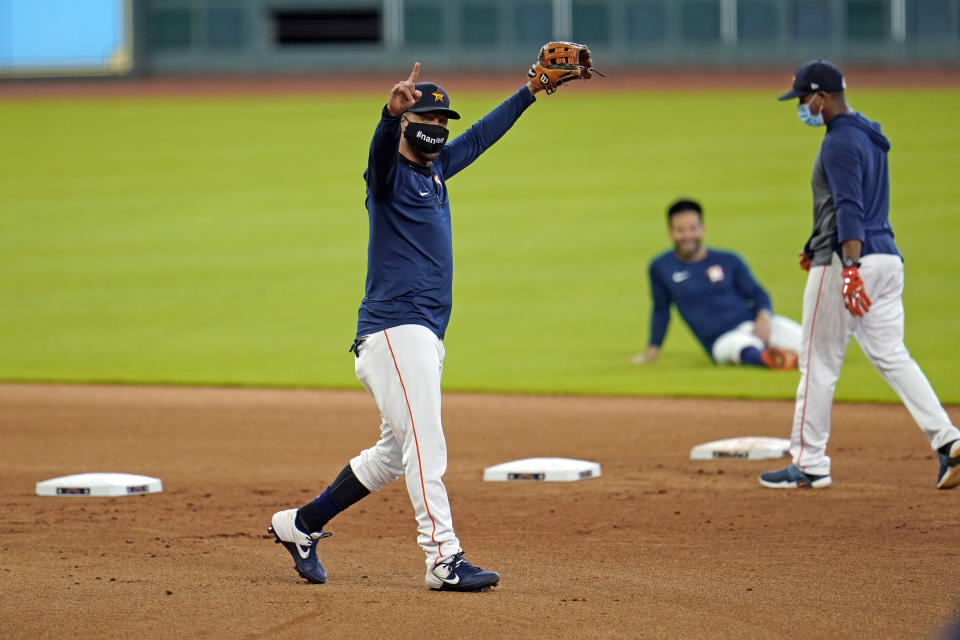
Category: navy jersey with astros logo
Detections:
[
  {"x1": 647, "y1": 248, "x2": 772, "y2": 356},
  {"x1": 358, "y1": 88, "x2": 536, "y2": 340}
]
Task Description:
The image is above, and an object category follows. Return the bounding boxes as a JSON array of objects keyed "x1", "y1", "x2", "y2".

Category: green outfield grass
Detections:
[{"x1": 2, "y1": 87, "x2": 958, "y2": 402}]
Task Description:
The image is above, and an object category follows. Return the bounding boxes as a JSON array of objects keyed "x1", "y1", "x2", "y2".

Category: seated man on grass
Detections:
[{"x1": 632, "y1": 198, "x2": 801, "y2": 369}]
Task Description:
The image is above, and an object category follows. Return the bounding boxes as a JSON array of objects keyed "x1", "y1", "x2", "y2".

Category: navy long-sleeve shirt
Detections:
[
  {"x1": 805, "y1": 112, "x2": 899, "y2": 265},
  {"x1": 648, "y1": 248, "x2": 772, "y2": 356},
  {"x1": 357, "y1": 87, "x2": 536, "y2": 340}
]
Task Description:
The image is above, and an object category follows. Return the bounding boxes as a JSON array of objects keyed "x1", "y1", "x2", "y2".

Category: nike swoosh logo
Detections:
[
  {"x1": 419, "y1": 190, "x2": 431, "y2": 196},
  {"x1": 672, "y1": 271, "x2": 690, "y2": 283},
  {"x1": 438, "y1": 573, "x2": 459, "y2": 584},
  {"x1": 296, "y1": 545, "x2": 311, "y2": 559}
]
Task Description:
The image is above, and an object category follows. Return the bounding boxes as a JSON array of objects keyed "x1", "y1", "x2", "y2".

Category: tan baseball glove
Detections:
[{"x1": 527, "y1": 41, "x2": 603, "y2": 94}]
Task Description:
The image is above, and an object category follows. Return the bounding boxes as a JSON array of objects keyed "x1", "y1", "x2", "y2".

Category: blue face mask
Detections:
[{"x1": 797, "y1": 99, "x2": 824, "y2": 127}]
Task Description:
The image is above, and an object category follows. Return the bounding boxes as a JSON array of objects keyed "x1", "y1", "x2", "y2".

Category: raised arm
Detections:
[
  {"x1": 439, "y1": 87, "x2": 536, "y2": 180},
  {"x1": 439, "y1": 41, "x2": 601, "y2": 179},
  {"x1": 367, "y1": 63, "x2": 423, "y2": 200}
]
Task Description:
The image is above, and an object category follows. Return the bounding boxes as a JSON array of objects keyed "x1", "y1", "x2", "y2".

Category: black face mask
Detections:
[{"x1": 403, "y1": 118, "x2": 448, "y2": 155}]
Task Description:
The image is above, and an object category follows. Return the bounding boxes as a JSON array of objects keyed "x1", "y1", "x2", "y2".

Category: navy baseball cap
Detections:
[
  {"x1": 778, "y1": 59, "x2": 846, "y2": 101},
  {"x1": 406, "y1": 82, "x2": 460, "y2": 119}
]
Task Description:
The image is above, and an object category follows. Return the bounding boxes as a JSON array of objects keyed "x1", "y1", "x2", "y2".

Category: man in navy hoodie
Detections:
[{"x1": 760, "y1": 60, "x2": 960, "y2": 490}]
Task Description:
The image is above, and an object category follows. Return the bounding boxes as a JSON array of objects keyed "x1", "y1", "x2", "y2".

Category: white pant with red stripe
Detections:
[
  {"x1": 790, "y1": 253, "x2": 960, "y2": 476},
  {"x1": 350, "y1": 324, "x2": 461, "y2": 568}
]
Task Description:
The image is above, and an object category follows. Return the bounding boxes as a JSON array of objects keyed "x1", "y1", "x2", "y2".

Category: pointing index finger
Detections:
[{"x1": 408, "y1": 62, "x2": 420, "y2": 84}]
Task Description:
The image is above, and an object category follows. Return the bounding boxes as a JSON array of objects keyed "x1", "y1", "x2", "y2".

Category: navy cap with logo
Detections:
[
  {"x1": 778, "y1": 59, "x2": 846, "y2": 101},
  {"x1": 406, "y1": 82, "x2": 461, "y2": 119}
]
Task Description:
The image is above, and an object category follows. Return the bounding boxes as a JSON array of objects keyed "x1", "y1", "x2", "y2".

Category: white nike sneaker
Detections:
[
  {"x1": 937, "y1": 440, "x2": 960, "y2": 490},
  {"x1": 268, "y1": 508, "x2": 331, "y2": 584},
  {"x1": 425, "y1": 552, "x2": 500, "y2": 592},
  {"x1": 270, "y1": 509, "x2": 313, "y2": 546}
]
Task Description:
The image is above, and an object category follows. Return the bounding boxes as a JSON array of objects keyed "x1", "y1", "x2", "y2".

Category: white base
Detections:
[
  {"x1": 36, "y1": 472, "x2": 163, "y2": 497},
  {"x1": 483, "y1": 457, "x2": 601, "y2": 482},
  {"x1": 690, "y1": 437, "x2": 791, "y2": 461}
]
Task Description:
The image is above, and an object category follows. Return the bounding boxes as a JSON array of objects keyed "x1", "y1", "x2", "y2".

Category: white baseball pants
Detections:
[
  {"x1": 711, "y1": 315, "x2": 803, "y2": 364},
  {"x1": 350, "y1": 324, "x2": 461, "y2": 568},
  {"x1": 790, "y1": 253, "x2": 960, "y2": 476}
]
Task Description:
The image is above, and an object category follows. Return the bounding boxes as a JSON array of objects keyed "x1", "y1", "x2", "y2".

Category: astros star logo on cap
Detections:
[{"x1": 432, "y1": 90, "x2": 444, "y2": 102}]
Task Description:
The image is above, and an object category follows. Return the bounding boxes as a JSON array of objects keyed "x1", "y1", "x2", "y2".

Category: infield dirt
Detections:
[{"x1": 2, "y1": 383, "x2": 958, "y2": 639}]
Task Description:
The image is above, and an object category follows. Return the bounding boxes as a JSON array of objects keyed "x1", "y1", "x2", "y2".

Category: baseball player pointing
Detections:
[
  {"x1": 760, "y1": 60, "x2": 960, "y2": 490},
  {"x1": 268, "y1": 46, "x2": 598, "y2": 590}
]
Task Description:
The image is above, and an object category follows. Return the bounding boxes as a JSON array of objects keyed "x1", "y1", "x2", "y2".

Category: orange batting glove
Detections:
[
  {"x1": 841, "y1": 266, "x2": 872, "y2": 317},
  {"x1": 798, "y1": 252, "x2": 811, "y2": 272}
]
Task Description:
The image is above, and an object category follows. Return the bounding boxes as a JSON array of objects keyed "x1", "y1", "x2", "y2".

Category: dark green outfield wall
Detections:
[{"x1": 135, "y1": 0, "x2": 960, "y2": 75}]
